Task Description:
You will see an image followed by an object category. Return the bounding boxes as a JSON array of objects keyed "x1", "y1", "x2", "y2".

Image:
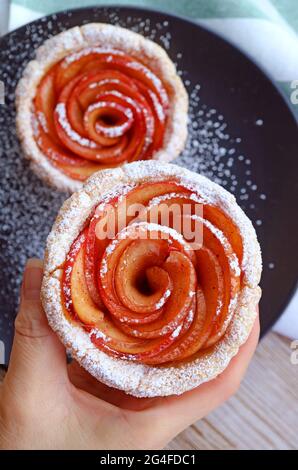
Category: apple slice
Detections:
[
  {"x1": 61, "y1": 229, "x2": 87, "y2": 320},
  {"x1": 204, "y1": 205, "x2": 243, "y2": 267},
  {"x1": 115, "y1": 239, "x2": 173, "y2": 314},
  {"x1": 115, "y1": 181, "x2": 187, "y2": 229},
  {"x1": 34, "y1": 120, "x2": 89, "y2": 167},
  {"x1": 65, "y1": 234, "x2": 180, "y2": 360},
  {"x1": 83, "y1": 101, "x2": 131, "y2": 147},
  {"x1": 199, "y1": 220, "x2": 240, "y2": 348},
  {"x1": 195, "y1": 246, "x2": 225, "y2": 346},
  {"x1": 133, "y1": 80, "x2": 166, "y2": 150},
  {"x1": 99, "y1": 228, "x2": 171, "y2": 325},
  {"x1": 55, "y1": 83, "x2": 147, "y2": 163},
  {"x1": 119, "y1": 248, "x2": 197, "y2": 338},
  {"x1": 90, "y1": 324, "x2": 182, "y2": 362},
  {"x1": 84, "y1": 205, "x2": 116, "y2": 309},
  {"x1": 54, "y1": 159, "x2": 118, "y2": 181},
  {"x1": 144, "y1": 288, "x2": 207, "y2": 364},
  {"x1": 34, "y1": 68, "x2": 58, "y2": 142},
  {"x1": 84, "y1": 191, "x2": 128, "y2": 308},
  {"x1": 74, "y1": 70, "x2": 138, "y2": 109},
  {"x1": 55, "y1": 50, "x2": 168, "y2": 108},
  {"x1": 71, "y1": 241, "x2": 106, "y2": 327}
]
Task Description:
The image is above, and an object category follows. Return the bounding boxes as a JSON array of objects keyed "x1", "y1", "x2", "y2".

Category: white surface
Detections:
[
  {"x1": 197, "y1": 18, "x2": 298, "y2": 81},
  {"x1": 9, "y1": 4, "x2": 42, "y2": 31}
]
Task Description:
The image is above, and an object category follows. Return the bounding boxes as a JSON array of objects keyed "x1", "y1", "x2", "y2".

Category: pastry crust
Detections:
[
  {"x1": 16, "y1": 23, "x2": 188, "y2": 193},
  {"x1": 41, "y1": 160, "x2": 262, "y2": 397}
]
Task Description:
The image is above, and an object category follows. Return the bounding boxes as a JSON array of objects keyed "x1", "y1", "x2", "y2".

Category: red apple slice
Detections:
[
  {"x1": 120, "y1": 248, "x2": 197, "y2": 338},
  {"x1": 66, "y1": 236, "x2": 180, "y2": 360},
  {"x1": 34, "y1": 68, "x2": 59, "y2": 142},
  {"x1": 54, "y1": 160, "x2": 118, "y2": 181},
  {"x1": 83, "y1": 101, "x2": 131, "y2": 147},
  {"x1": 71, "y1": 241, "x2": 106, "y2": 326},
  {"x1": 55, "y1": 50, "x2": 168, "y2": 108},
  {"x1": 99, "y1": 229, "x2": 170, "y2": 325},
  {"x1": 144, "y1": 288, "x2": 207, "y2": 364},
  {"x1": 195, "y1": 246, "x2": 225, "y2": 346},
  {"x1": 115, "y1": 239, "x2": 173, "y2": 314},
  {"x1": 85, "y1": 204, "x2": 117, "y2": 309},
  {"x1": 204, "y1": 205, "x2": 243, "y2": 266},
  {"x1": 34, "y1": 49, "x2": 169, "y2": 181},
  {"x1": 34, "y1": 119, "x2": 88, "y2": 167},
  {"x1": 201, "y1": 221, "x2": 240, "y2": 348},
  {"x1": 90, "y1": 325, "x2": 182, "y2": 362},
  {"x1": 61, "y1": 180, "x2": 243, "y2": 365},
  {"x1": 61, "y1": 229, "x2": 87, "y2": 320}
]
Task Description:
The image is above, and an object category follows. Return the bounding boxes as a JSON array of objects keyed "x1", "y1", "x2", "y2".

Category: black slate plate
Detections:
[{"x1": 0, "y1": 6, "x2": 297, "y2": 365}]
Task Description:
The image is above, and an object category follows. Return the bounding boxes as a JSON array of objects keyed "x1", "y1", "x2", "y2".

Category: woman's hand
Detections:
[{"x1": 0, "y1": 259, "x2": 259, "y2": 450}]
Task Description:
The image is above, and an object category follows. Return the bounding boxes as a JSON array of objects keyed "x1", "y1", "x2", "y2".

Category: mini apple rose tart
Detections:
[
  {"x1": 41, "y1": 161, "x2": 262, "y2": 397},
  {"x1": 16, "y1": 23, "x2": 188, "y2": 192}
]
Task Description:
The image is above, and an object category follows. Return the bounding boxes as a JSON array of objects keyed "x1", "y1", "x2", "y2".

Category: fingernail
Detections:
[{"x1": 22, "y1": 259, "x2": 43, "y2": 301}]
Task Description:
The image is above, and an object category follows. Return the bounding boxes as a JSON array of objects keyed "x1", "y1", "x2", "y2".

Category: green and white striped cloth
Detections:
[
  {"x1": 10, "y1": 0, "x2": 298, "y2": 120},
  {"x1": 8, "y1": 0, "x2": 298, "y2": 339}
]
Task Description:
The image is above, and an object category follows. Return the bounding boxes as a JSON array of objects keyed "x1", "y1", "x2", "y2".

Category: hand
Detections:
[{"x1": 0, "y1": 258, "x2": 260, "y2": 450}]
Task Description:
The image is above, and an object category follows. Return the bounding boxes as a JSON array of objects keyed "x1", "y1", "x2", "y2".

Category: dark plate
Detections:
[{"x1": 0, "y1": 5, "x2": 297, "y2": 365}]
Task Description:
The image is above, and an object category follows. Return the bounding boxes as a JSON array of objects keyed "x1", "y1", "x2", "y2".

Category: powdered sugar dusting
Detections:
[
  {"x1": 155, "y1": 288, "x2": 171, "y2": 309},
  {"x1": 1, "y1": 8, "x2": 262, "y2": 385},
  {"x1": 62, "y1": 46, "x2": 125, "y2": 65},
  {"x1": 55, "y1": 102, "x2": 97, "y2": 148},
  {"x1": 41, "y1": 159, "x2": 261, "y2": 396},
  {"x1": 16, "y1": 19, "x2": 187, "y2": 192}
]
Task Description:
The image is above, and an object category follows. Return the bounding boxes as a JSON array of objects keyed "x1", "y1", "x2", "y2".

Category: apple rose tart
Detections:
[
  {"x1": 41, "y1": 161, "x2": 262, "y2": 397},
  {"x1": 16, "y1": 23, "x2": 187, "y2": 192}
]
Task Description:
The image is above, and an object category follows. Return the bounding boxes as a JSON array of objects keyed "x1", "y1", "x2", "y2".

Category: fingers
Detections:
[
  {"x1": 6, "y1": 259, "x2": 67, "y2": 391},
  {"x1": 68, "y1": 360, "x2": 157, "y2": 411},
  {"x1": 130, "y1": 311, "x2": 260, "y2": 444}
]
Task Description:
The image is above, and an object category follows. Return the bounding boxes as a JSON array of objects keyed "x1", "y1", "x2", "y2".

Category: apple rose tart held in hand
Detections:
[
  {"x1": 16, "y1": 23, "x2": 188, "y2": 192},
  {"x1": 42, "y1": 161, "x2": 262, "y2": 397}
]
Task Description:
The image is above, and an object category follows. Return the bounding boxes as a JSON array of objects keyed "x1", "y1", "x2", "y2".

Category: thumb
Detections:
[{"x1": 6, "y1": 259, "x2": 67, "y2": 390}]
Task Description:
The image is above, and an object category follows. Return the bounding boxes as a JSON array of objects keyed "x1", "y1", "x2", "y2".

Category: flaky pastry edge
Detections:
[
  {"x1": 41, "y1": 161, "x2": 262, "y2": 397},
  {"x1": 16, "y1": 23, "x2": 188, "y2": 193}
]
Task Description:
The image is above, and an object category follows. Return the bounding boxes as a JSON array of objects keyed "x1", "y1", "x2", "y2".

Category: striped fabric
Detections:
[
  {"x1": 8, "y1": 0, "x2": 298, "y2": 339},
  {"x1": 10, "y1": 0, "x2": 298, "y2": 119}
]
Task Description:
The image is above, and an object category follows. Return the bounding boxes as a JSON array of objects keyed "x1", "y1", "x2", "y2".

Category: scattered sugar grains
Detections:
[{"x1": 0, "y1": 8, "x2": 266, "y2": 338}]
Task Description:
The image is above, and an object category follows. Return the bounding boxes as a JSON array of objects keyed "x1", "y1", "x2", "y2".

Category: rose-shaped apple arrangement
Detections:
[
  {"x1": 42, "y1": 162, "x2": 261, "y2": 396},
  {"x1": 61, "y1": 177, "x2": 247, "y2": 365},
  {"x1": 33, "y1": 48, "x2": 169, "y2": 181},
  {"x1": 17, "y1": 24, "x2": 188, "y2": 193}
]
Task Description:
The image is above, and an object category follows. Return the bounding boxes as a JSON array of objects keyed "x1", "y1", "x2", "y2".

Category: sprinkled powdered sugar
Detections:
[
  {"x1": 155, "y1": 289, "x2": 171, "y2": 309},
  {"x1": 1, "y1": 10, "x2": 263, "y2": 387},
  {"x1": 171, "y1": 324, "x2": 183, "y2": 338},
  {"x1": 62, "y1": 46, "x2": 125, "y2": 65},
  {"x1": 89, "y1": 78, "x2": 120, "y2": 89},
  {"x1": 89, "y1": 103, "x2": 133, "y2": 139},
  {"x1": 37, "y1": 111, "x2": 48, "y2": 133},
  {"x1": 148, "y1": 89, "x2": 165, "y2": 122},
  {"x1": 15, "y1": 22, "x2": 188, "y2": 192},
  {"x1": 87, "y1": 90, "x2": 154, "y2": 143},
  {"x1": 192, "y1": 215, "x2": 241, "y2": 278},
  {"x1": 90, "y1": 328, "x2": 109, "y2": 342},
  {"x1": 55, "y1": 102, "x2": 97, "y2": 148},
  {"x1": 41, "y1": 160, "x2": 261, "y2": 397}
]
